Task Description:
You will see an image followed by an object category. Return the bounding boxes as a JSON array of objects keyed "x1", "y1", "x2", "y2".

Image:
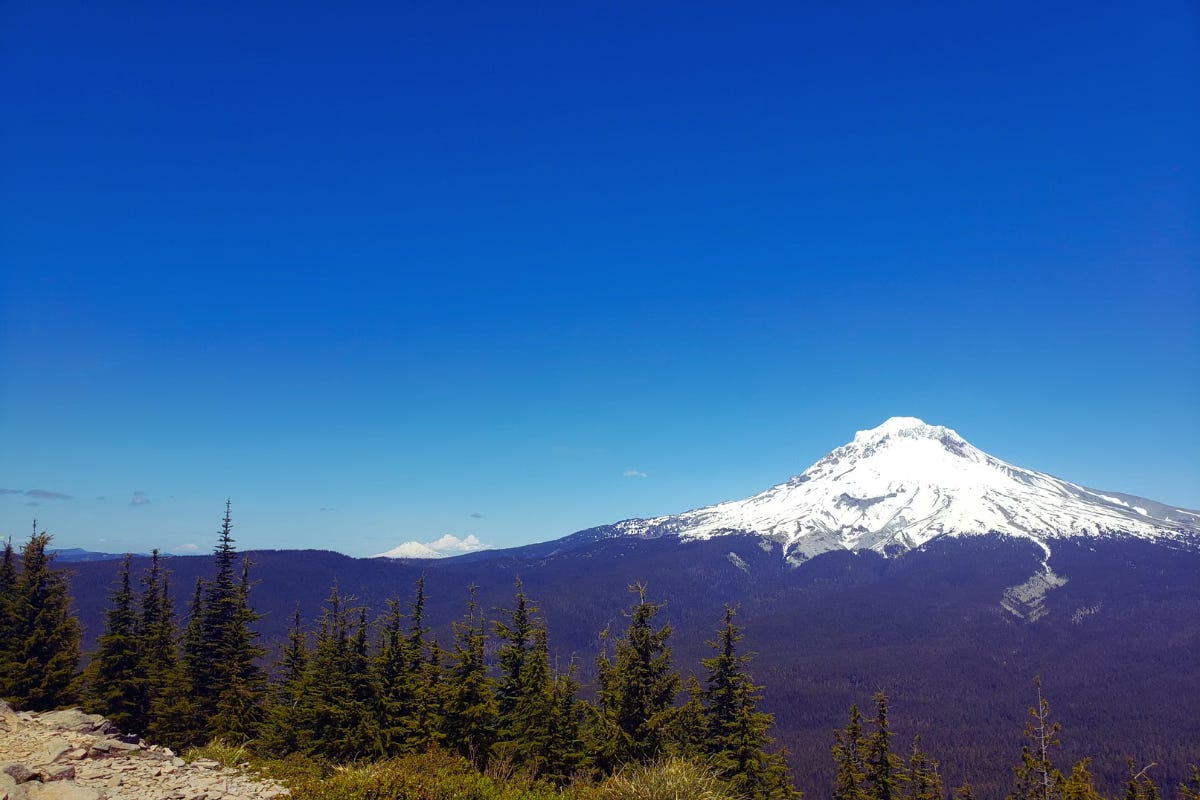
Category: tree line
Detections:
[
  {"x1": 2, "y1": 508, "x2": 1198, "y2": 800},
  {"x1": 0, "y1": 506, "x2": 796, "y2": 799}
]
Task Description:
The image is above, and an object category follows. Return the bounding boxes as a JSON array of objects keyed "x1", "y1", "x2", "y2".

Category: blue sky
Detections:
[{"x1": 1, "y1": 1, "x2": 1197, "y2": 557}]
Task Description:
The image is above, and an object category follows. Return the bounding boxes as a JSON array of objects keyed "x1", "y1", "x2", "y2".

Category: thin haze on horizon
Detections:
[{"x1": 1, "y1": 2, "x2": 1197, "y2": 557}]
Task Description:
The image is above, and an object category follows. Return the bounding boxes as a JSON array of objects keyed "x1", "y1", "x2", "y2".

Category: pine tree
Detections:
[
  {"x1": 420, "y1": 634, "x2": 449, "y2": 749},
  {"x1": 697, "y1": 606, "x2": 799, "y2": 800},
  {"x1": 260, "y1": 605, "x2": 310, "y2": 755},
  {"x1": 543, "y1": 659, "x2": 585, "y2": 787},
  {"x1": 1057, "y1": 759, "x2": 1104, "y2": 800},
  {"x1": 376, "y1": 595, "x2": 418, "y2": 754},
  {"x1": 137, "y1": 551, "x2": 177, "y2": 733},
  {"x1": 1121, "y1": 760, "x2": 1159, "y2": 800},
  {"x1": 85, "y1": 555, "x2": 144, "y2": 732},
  {"x1": 294, "y1": 583, "x2": 380, "y2": 760},
  {"x1": 210, "y1": 556, "x2": 268, "y2": 741},
  {"x1": 2, "y1": 524, "x2": 81, "y2": 709},
  {"x1": 1008, "y1": 678, "x2": 1065, "y2": 800},
  {"x1": 493, "y1": 578, "x2": 536, "y2": 744},
  {"x1": 906, "y1": 737, "x2": 944, "y2": 800},
  {"x1": 591, "y1": 583, "x2": 681, "y2": 771},
  {"x1": 1179, "y1": 765, "x2": 1200, "y2": 800},
  {"x1": 0, "y1": 537, "x2": 17, "y2": 692},
  {"x1": 443, "y1": 585, "x2": 498, "y2": 765},
  {"x1": 149, "y1": 578, "x2": 205, "y2": 748},
  {"x1": 833, "y1": 705, "x2": 868, "y2": 800},
  {"x1": 866, "y1": 691, "x2": 904, "y2": 800}
]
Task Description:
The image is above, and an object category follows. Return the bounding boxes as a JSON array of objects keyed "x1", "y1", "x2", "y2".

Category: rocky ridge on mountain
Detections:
[{"x1": 0, "y1": 701, "x2": 287, "y2": 800}]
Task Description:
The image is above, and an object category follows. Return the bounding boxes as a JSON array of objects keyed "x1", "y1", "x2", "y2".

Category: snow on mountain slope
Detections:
[{"x1": 605, "y1": 417, "x2": 1199, "y2": 562}]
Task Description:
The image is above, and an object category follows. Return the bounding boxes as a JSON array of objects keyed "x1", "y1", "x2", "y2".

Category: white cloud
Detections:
[
  {"x1": 130, "y1": 491, "x2": 151, "y2": 506},
  {"x1": 623, "y1": 469, "x2": 648, "y2": 478},
  {"x1": 374, "y1": 533, "x2": 491, "y2": 560}
]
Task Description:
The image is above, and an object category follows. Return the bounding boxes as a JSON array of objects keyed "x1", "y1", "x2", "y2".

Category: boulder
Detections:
[
  {"x1": 31, "y1": 711, "x2": 109, "y2": 736},
  {"x1": 0, "y1": 764, "x2": 36, "y2": 784}
]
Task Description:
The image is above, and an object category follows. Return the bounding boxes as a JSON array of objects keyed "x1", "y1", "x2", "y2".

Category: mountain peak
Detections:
[
  {"x1": 852, "y1": 416, "x2": 962, "y2": 447},
  {"x1": 603, "y1": 418, "x2": 1199, "y2": 562}
]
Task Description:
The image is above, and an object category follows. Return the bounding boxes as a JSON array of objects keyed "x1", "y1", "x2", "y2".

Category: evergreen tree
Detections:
[
  {"x1": 1058, "y1": 759, "x2": 1104, "y2": 800},
  {"x1": 443, "y1": 585, "x2": 498, "y2": 765},
  {"x1": 866, "y1": 691, "x2": 904, "y2": 800},
  {"x1": 210, "y1": 556, "x2": 268, "y2": 741},
  {"x1": 0, "y1": 537, "x2": 17, "y2": 691},
  {"x1": 1179, "y1": 765, "x2": 1200, "y2": 800},
  {"x1": 1008, "y1": 678, "x2": 1065, "y2": 800},
  {"x1": 905, "y1": 737, "x2": 944, "y2": 800},
  {"x1": 493, "y1": 578, "x2": 536, "y2": 744},
  {"x1": 591, "y1": 583, "x2": 681, "y2": 771},
  {"x1": 1121, "y1": 760, "x2": 1159, "y2": 800},
  {"x1": 376, "y1": 595, "x2": 419, "y2": 754},
  {"x1": 833, "y1": 705, "x2": 868, "y2": 800},
  {"x1": 260, "y1": 605, "x2": 310, "y2": 755},
  {"x1": 85, "y1": 555, "x2": 144, "y2": 732},
  {"x1": 420, "y1": 634, "x2": 449, "y2": 750},
  {"x1": 697, "y1": 606, "x2": 798, "y2": 800},
  {"x1": 543, "y1": 659, "x2": 585, "y2": 787},
  {"x1": 2, "y1": 524, "x2": 81, "y2": 709},
  {"x1": 149, "y1": 578, "x2": 205, "y2": 748},
  {"x1": 294, "y1": 583, "x2": 380, "y2": 760},
  {"x1": 137, "y1": 551, "x2": 177, "y2": 733}
]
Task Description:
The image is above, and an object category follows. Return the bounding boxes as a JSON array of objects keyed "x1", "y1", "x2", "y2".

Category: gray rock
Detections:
[
  {"x1": 38, "y1": 765, "x2": 74, "y2": 783},
  {"x1": 1, "y1": 764, "x2": 36, "y2": 784},
  {"x1": 33, "y1": 711, "x2": 108, "y2": 735}
]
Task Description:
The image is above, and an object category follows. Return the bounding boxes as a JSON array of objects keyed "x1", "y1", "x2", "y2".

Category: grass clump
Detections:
[
  {"x1": 583, "y1": 758, "x2": 741, "y2": 800},
  {"x1": 284, "y1": 749, "x2": 563, "y2": 800}
]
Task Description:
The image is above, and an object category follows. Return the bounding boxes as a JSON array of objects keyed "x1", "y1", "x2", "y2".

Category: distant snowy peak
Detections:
[{"x1": 607, "y1": 417, "x2": 1199, "y2": 561}]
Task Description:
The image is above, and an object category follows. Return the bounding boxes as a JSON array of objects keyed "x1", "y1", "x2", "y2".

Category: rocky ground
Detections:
[{"x1": 0, "y1": 701, "x2": 289, "y2": 800}]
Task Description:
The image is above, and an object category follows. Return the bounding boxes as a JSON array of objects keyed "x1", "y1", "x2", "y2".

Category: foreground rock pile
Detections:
[{"x1": 0, "y1": 701, "x2": 288, "y2": 800}]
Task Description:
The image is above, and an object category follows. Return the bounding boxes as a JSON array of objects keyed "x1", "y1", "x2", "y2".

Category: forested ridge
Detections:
[{"x1": 2, "y1": 509, "x2": 1198, "y2": 800}]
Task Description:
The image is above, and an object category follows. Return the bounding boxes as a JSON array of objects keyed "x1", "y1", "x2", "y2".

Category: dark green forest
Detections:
[{"x1": 2, "y1": 510, "x2": 1198, "y2": 800}]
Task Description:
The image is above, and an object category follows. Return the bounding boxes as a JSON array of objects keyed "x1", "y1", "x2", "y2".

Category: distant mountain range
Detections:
[{"x1": 57, "y1": 418, "x2": 1200, "y2": 798}]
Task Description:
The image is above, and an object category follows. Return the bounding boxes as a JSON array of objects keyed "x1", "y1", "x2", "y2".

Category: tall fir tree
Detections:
[
  {"x1": 294, "y1": 583, "x2": 381, "y2": 760},
  {"x1": 375, "y1": 595, "x2": 419, "y2": 754},
  {"x1": 493, "y1": 578, "x2": 536, "y2": 745},
  {"x1": 1008, "y1": 678, "x2": 1066, "y2": 800},
  {"x1": 1, "y1": 524, "x2": 81, "y2": 709},
  {"x1": 210, "y1": 556, "x2": 268, "y2": 741},
  {"x1": 443, "y1": 585, "x2": 498, "y2": 765},
  {"x1": 906, "y1": 737, "x2": 944, "y2": 800},
  {"x1": 833, "y1": 705, "x2": 868, "y2": 800},
  {"x1": 866, "y1": 691, "x2": 904, "y2": 800},
  {"x1": 149, "y1": 577, "x2": 205, "y2": 748},
  {"x1": 543, "y1": 658, "x2": 585, "y2": 787},
  {"x1": 591, "y1": 583, "x2": 681, "y2": 772},
  {"x1": 0, "y1": 537, "x2": 17, "y2": 689},
  {"x1": 698, "y1": 606, "x2": 799, "y2": 800},
  {"x1": 85, "y1": 555, "x2": 144, "y2": 732},
  {"x1": 260, "y1": 605, "x2": 311, "y2": 755},
  {"x1": 136, "y1": 550, "x2": 177, "y2": 734}
]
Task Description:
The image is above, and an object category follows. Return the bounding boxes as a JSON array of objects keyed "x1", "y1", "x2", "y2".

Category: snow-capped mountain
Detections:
[{"x1": 598, "y1": 417, "x2": 1199, "y2": 562}]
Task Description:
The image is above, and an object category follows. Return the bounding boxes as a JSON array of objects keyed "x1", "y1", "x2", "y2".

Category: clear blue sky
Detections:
[{"x1": 1, "y1": 1, "x2": 1197, "y2": 557}]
